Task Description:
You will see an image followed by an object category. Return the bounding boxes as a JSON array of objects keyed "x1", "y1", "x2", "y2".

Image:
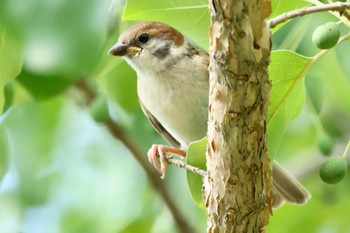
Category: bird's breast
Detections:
[{"x1": 137, "y1": 67, "x2": 209, "y2": 148}]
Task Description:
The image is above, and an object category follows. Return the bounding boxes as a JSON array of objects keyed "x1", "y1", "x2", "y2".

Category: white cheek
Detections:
[{"x1": 124, "y1": 54, "x2": 151, "y2": 76}]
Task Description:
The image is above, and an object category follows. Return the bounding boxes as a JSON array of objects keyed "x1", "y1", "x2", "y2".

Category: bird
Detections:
[{"x1": 108, "y1": 21, "x2": 311, "y2": 208}]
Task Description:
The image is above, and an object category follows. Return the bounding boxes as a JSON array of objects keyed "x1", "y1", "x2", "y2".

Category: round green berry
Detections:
[
  {"x1": 317, "y1": 133, "x2": 334, "y2": 156},
  {"x1": 319, "y1": 157, "x2": 348, "y2": 184},
  {"x1": 312, "y1": 22, "x2": 340, "y2": 49}
]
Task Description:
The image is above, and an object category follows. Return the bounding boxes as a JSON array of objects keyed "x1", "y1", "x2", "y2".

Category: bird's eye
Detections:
[{"x1": 138, "y1": 33, "x2": 149, "y2": 43}]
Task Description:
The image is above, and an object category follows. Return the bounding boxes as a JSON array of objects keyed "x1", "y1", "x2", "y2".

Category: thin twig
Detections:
[
  {"x1": 307, "y1": 0, "x2": 350, "y2": 24},
  {"x1": 268, "y1": 2, "x2": 350, "y2": 28},
  {"x1": 167, "y1": 158, "x2": 207, "y2": 176},
  {"x1": 74, "y1": 79, "x2": 195, "y2": 233}
]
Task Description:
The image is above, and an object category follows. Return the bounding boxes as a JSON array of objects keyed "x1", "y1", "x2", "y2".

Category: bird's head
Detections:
[{"x1": 109, "y1": 22, "x2": 188, "y2": 72}]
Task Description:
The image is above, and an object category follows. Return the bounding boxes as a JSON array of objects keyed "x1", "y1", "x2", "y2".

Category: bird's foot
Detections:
[{"x1": 147, "y1": 144, "x2": 186, "y2": 179}]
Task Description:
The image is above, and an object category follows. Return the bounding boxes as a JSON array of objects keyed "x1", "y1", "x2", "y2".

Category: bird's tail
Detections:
[{"x1": 272, "y1": 162, "x2": 311, "y2": 208}]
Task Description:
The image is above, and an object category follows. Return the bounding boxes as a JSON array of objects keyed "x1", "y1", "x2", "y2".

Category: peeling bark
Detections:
[{"x1": 204, "y1": 0, "x2": 272, "y2": 232}]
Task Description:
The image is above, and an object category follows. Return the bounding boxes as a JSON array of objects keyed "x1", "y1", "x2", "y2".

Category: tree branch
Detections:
[
  {"x1": 167, "y1": 157, "x2": 206, "y2": 177},
  {"x1": 268, "y1": 2, "x2": 350, "y2": 28},
  {"x1": 74, "y1": 79, "x2": 195, "y2": 233}
]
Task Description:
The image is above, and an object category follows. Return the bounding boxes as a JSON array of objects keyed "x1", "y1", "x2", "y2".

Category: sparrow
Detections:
[{"x1": 108, "y1": 21, "x2": 311, "y2": 208}]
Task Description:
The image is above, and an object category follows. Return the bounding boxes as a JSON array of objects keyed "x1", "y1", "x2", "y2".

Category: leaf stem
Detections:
[{"x1": 342, "y1": 141, "x2": 350, "y2": 158}]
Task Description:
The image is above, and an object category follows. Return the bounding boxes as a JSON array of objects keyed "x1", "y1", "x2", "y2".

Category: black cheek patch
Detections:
[
  {"x1": 183, "y1": 44, "x2": 199, "y2": 58},
  {"x1": 152, "y1": 44, "x2": 171, "y2": 59}
]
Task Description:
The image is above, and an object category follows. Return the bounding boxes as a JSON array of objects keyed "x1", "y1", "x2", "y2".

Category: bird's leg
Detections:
[{"x1": 147, "y1": 144, "x2": 186, "y2": 179}]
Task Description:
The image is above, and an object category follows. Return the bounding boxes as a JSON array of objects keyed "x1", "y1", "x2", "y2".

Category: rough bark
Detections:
[{"x1": 204, "y1": 0, "x2": 272, "y2": 232}]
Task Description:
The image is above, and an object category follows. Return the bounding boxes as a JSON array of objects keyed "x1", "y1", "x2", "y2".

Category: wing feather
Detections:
[{"x1": 139, "y1": 100, "x2": 180, "y2": 148}]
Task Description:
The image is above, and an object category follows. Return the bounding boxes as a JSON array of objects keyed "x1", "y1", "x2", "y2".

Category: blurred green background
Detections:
[{"x1": 0, "y1": 0, "x2": 350, "y2": 232}]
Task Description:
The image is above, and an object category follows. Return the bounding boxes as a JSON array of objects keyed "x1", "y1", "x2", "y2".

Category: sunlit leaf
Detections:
[
  {"x1": 267, "y1": 50, "x2": 311, "y2": 158},
  {"x1": 268, "y1": 50, "x2": 311, "y2": 123},
  {"x1": 0, "y1": 29, "x2": 22, "y2": 114},
  {"x1": 267, "y1": 108, "x2": 287, "y2": 160},
  {"x1": 123, "y1": 0, "x2": 210, "y2": 49},
  {"x1": 186, "y1": 137, "x2": 206, "y2": 209}
]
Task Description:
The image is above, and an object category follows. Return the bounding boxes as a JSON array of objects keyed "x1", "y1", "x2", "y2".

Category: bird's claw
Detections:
[
  {"x1": 147, "y1": 145, "x2": 186, "y2": 179},
  {"x1": 147, "y1": 145, "x2": 167, "y2": 178}
]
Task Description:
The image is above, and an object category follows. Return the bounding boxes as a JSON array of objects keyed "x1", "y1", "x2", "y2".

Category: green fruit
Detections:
[
  {"x1": 90, "y1": 95, "x2": 109, "y2": 123},
  {"x1": 317, "y1": 133, "x2": 334, "y2": 156},
  {"x1": 312, "y1": 22, "x2": 340, "y2": 49},
  {"x1": 319, "y1": 157, "x2": 348, "y2": 184}
]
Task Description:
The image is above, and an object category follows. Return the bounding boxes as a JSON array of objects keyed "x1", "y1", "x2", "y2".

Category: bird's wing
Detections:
[{"x1": 139, "y1": 100, "x2": 181, "y2": 148}]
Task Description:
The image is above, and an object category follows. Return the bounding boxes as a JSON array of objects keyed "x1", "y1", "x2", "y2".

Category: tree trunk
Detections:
[{"x1": 204, "y1": 0, "x2": 272, "y2": 232}]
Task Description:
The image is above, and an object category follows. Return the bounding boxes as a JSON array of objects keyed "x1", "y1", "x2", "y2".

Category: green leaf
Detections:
[
  {"x1": 267, "y1": 109, "x2": 287, "y2": 160},
  {"x1": 0, "y1": 29, "x2": 22, "y2": 114},
  {"x1": 0, "y1": 0, "x2": 109, "y2": 77},
  {"x1": 123, "y1": 0, "x2": 210, "y2": 49},
  {"x1": 267, "y1": 50, "x2": 311, "y2": 158},
  {"x1": 16, "y1": 70, "x2": 75, "y2": 100},
  {"x1": 268, "y1": 50, "x2": 311, "y2": 123},
  {"x1": 186, "y1": 137, "x2": 206, "y2": 208}
]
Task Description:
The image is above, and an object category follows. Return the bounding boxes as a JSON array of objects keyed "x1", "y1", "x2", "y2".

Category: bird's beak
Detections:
[{"x1": 108, "y1": 42, "x2": 141, "y2": 57}]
